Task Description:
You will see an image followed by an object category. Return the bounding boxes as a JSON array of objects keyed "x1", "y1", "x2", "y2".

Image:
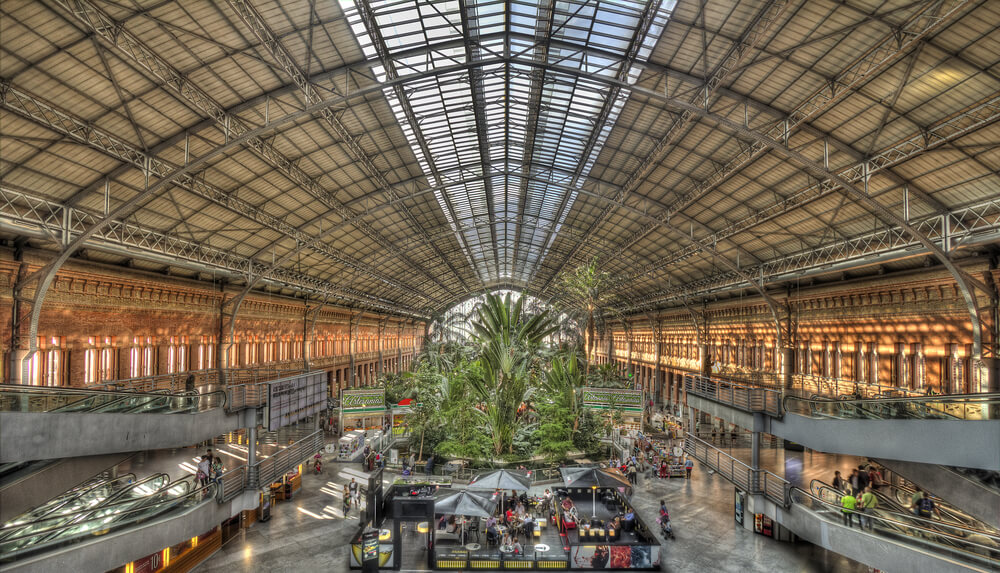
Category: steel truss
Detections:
[
  {"x1": 225, "y1": 0, "x2": 470, "y2": 295},
  {"x1": 0, "y1": 184, "x2": 427, "y2": 318},
  {"x1": 544, "y1": 0, "x2": 787, "y2": 289},
  {"x1": 624, "y1": 195, "x2": 1000, "y2": 310},
  {"x1": 0, "y1": 81, "x2": 434, "y2": 306},
  {"x1": 51, "y1": 0, "x2": 457, "y2": 298},
  {"x1": 610, "y1": 92, "x2": 1000, "y2": 289},
  {"x1": 598, "y1": 0, "x2": 971, "y2": 267}
]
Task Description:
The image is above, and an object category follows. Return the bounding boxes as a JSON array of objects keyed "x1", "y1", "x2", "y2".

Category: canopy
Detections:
[
  {"x1": 467, "y1": 469, "x2": 531, "y2": 492},
  {"x1": 433, "y1": 490, "x2": 497, "y2": 518},
  {"x1": 559, "y1": 467, "x2": 632, "y2": 489}
]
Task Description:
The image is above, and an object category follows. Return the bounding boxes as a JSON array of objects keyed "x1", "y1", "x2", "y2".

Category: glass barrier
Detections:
[
  {"x1": 783, "y1": 393, "x2": 1000, "y2": 421},
  {"x1": 0, "y1": 384, "x2": 226, "y2": 414}
]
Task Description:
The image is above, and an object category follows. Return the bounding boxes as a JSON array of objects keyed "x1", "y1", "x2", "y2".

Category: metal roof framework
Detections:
[{"x1": 1, "y1": 0, "x2": 998, "y2": 369}]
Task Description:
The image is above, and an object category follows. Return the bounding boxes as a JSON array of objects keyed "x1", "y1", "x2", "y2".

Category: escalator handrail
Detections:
[
  {"x1": 0, "y1": 473, "x2": 137, "y2": 529},
  {"x1": 0, "y1": 384, "x2": 227, "y2": 412},
  {"x1": 789, "y1": 486, "x2": 1000, "y2": 556},
  {"x1": 0, "y1": 480, "x2": 216, "y2": 561}
]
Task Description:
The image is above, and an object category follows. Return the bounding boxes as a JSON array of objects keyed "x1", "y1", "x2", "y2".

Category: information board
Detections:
[
  {"x1": 581, "y1": 387, "x2": 644, "y2": 412},
  {"x1": 341, "y1": 388, "x2": 386, "y2": 412},
  {"x1": 266, "y1": 372, "x2": 326, "y2": 431}
]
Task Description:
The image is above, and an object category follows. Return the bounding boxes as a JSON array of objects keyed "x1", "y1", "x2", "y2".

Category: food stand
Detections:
[
  {"x1": 582, "y1": 387, "x2": 646, "y2": 432},
  {"x1": 339, "y1": 431, "x2": 365, "y2": 461},
  {"x1": 340, "y1": 388, "x2": 388, "y2": 435}
]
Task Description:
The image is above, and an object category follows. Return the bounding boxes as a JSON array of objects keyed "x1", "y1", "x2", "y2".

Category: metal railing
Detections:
[
  {"x1": 682, "y1": 434, "x2": 788, "y2": 506},
  {"x1": 252, "y1": 430, "x2": 324, "y2": 488},
  {"x1": 684, "y1": 375, "x2": 783, "y2": 416}
]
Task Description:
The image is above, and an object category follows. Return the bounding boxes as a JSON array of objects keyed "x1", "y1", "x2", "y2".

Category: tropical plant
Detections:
[
  {"x1": 467, "y1": 292, "x2": 557, "y2": 455},
  {"x1": 555, "y1": 258, "x2": 616, "y2": 377}
]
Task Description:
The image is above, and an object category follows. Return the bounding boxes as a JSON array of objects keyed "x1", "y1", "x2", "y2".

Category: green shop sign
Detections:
[
  {"x1": 341, "y1": 389, "x2": 386, "y2": 412},
  {"x1": 582, "y1": 387, "x2": 644, "y2": 412}
]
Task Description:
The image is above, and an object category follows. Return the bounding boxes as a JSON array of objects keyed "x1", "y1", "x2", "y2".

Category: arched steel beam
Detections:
[{"x1": 15, "y1": 52, "x2": 987, "y2": 383}]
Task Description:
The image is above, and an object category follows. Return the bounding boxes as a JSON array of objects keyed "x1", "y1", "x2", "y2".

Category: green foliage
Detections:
[
  {"x1": 467, "y1": 293, "x2": 557, "y2": 455},
  {"x1": 586, "y1": 363, "x2": 631, "y2": 388},
  {"x1": 573, "y1": 409, "x2": 603, "y2": 452},
  {"x1": 554, "y1": 258, "x2": 617, "y2": 375}
]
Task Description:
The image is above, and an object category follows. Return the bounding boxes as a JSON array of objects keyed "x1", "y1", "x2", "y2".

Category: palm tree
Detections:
[
  {"x1": 555, "y1": 258, "x2": 615, "y2": 377},
  {"x1": 543, "y1": 352, "x2": 587, "y2": 433},
  {"x1": 467, "y1": 292, "x2": 557, "y2": 455}
]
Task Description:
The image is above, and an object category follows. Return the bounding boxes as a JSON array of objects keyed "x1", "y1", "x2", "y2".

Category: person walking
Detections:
[
  {"x1": 832, "y1": 470, "x2": 846, "y2": 492},
  {"x1": 848, "y1": 469, "x2": 860, "y2": 494},
  {"x1": 196, "y1": 455, "x2": 211, "y2": 488},
  {"x1": 684, "y1": 457, "x2": 694, "y2": 478},
  {"x1": 343, "y1": 484, "x2": 352, "y2": 517},
  {"x1": 859, "y1": 487, "x2": 877, "y2": 530},
  {"x1": 840, "y1": 491, "x2": 857, "y2": 528},
  {"x1": 911, "y1": 487, "x2": 925, "y2": 516},
  {"x1": 349, "y1": 478, "x2": 360, "y2": 507},
  {"x1": 211, "y1": 456, "x2": 224, "y2": 486},
  {"x1": 916, "y1": 494, "x2": 938, "y2": 519},
  {"x1": 627, "y1": 463, "x2": 638, "y2": 485}
]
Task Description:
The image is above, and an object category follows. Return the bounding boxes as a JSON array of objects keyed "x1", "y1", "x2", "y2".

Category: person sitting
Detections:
[
  {"x1": 522, "y1": 514, "x2": 535, "y2": 537},
  {"x1": 512, "y1": 536, "x2": 523, "y2": 555},
  {"x1": 445, "y1": 515, "x2": 459, "y2": 534},
  {"x1": 623, "y1": 510, "x2": 636, "y2": 532},
  {"x1": 438, "y1": 515, "x2": 449, "y2": 530},
  {"x1": 560, "y1": 497, "x2": 574, "y2": 512},
  {"x1": 515, "y1": 502, "x2": 526, "y2": 518},
  {"x1": 486, "y1": 523, "x2": 500, "y2": 545},
  {"x1": 518, "y1": 491, "x2": 529, "y2": 506},
  {"x1": 505, "y1": 507, "x2": 514, "y2": 524},
  {"x1": 486, "y1": 515, "x2": 497, "y2": 529}
]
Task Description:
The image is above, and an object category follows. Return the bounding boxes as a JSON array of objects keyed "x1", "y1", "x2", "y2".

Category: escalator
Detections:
[
  {"x1": 876, "y1": 458, "x2": 1000, "y2": 531},
  {"x1": 808, "y1": 478, "x2": 1000, "y2": 560},
  {"x1": 0, "y1": 385, "x2": 239, "y2": 462},
  {"x1": 787, "y1": 486, "x2": 1000, "y2": 570},
  {"x1": 0, "y1": 473, "x2": 210, "y2": 563},
  {"x1": 684, "y1": 434, "x2": 1000, "y2": 571}
]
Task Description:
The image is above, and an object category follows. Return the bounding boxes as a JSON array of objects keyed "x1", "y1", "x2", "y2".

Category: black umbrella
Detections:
[
  {"x1": 467, "y1": 469, "x2": 531, "y2": 515},
  {"x1": 434, "y1": 489, "x2": 498, "y2": 517},
  {"x1": 559, "y1": 467, "x2": 632, "y2": 489},
  {"x1": 434, "y1": 490, "x2": 498, "y2": 544},
  {"x1": 467, "y1": 469, "x2": 531, "y2": 491}
]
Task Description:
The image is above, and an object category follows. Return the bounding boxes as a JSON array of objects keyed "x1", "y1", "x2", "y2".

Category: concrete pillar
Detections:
[
  {"x1": 984, "y1": 357, "x2": 999, "y2": 419},
  {"x1": 781, "y1": 347, "x2": 794, "y2": 390},
  {"x1": 247, "y1": 426, "x2": 257, "y2": 469}
]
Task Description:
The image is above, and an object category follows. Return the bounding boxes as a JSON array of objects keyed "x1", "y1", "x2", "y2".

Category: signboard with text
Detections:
[
  {"x1": 581, "y1": 387, "x2": 644, "y2": 412},
  {"x1": 266, "y1": 372, "x2": 326, "y2": 431},
  {"x1": 341, "y1": 388, "x2": 386, "y2": 412}
]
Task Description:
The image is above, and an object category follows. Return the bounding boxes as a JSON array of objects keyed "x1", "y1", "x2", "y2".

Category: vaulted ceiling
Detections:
[{"x1": 1, "y1": 0, "x2": 998, "y2": 318}]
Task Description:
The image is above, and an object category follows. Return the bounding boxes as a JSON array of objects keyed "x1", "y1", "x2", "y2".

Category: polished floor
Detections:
[{"x1": 194, "y1": 445, "x2": 867, "y2": 572}]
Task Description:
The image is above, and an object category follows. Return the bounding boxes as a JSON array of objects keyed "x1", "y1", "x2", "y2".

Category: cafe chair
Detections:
[{"x1": 468, "y1": 520, "x2": 481, "y2": 542}]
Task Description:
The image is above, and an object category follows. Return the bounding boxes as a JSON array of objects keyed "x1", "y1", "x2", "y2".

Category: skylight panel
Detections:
[{"x1": 345, "y1": 0, "x2": 672, "y2": 285}]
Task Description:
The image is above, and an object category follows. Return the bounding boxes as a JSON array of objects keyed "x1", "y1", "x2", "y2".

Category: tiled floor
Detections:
[{"x1": 194, "y1": 444, "x2": 868, "y2": 572}]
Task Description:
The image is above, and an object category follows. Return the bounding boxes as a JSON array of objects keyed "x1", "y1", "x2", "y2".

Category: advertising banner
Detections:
[
  {"x1": 341, "y1": 388, "x2": 386, "y2": 412},
  {"x1": 571, "y1": 545, "x2": 658, "y2": 568},
  {"x1": 581, "y1": 387, "x2": 644, "y2": 412},
  {"x1": 266, "y1": 372, "x2": 326, "y2": 431}
]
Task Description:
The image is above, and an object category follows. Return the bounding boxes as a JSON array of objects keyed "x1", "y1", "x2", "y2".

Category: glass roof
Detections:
[{"x1": 345, "y1": 0, "x2": 673, "y2": 284}]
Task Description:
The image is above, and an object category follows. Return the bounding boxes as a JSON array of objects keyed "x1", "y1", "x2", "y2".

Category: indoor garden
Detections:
[{"x1": 380, "y1": 260, "x2": 636, "y2": 468}]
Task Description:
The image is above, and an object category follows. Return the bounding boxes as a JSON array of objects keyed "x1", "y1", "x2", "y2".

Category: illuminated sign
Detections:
[
  {"x1": 581, "y1": 387, "x2": 644, "y2": 412},
  {"x1": 341, "y1": 388, "x2": 385, "y2": 412}
]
